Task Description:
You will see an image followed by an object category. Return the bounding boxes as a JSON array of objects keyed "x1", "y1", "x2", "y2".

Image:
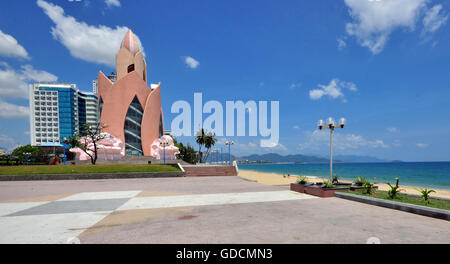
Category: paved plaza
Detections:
[{"x1": 0, "y1": 176, "x2": 449, "y2": 244}]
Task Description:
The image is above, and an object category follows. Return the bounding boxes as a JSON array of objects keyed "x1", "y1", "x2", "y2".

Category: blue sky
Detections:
[{"x1": 0, "y1": 0, "x2": 449, "y2": 161}]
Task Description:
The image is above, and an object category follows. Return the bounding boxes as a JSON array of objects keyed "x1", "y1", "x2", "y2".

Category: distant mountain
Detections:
[
  {"x1": 236, "y1": 153, "x2": 391, "y2": 163},
  {"x1": 239, "y1": 153, "x2": 331, "y2": 163},
  {"x1": 207, "y1": 152, "x2": 239, "y2": 163},
  {"x1": 332, "y1": 155, "x2": 388, "y2": 163}
]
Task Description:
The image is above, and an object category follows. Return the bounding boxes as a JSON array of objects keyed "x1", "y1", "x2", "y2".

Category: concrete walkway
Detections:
[{"x1": 0, "y1": 176, "x2": 449, "y2": 244}]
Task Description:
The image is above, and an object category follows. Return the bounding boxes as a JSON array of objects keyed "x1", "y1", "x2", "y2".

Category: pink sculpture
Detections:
[
  {"x1": 98, "y1": 29, "x2": 164, "y2": 157},
  {"x1": 150, "y1": 135, "x2": 180, "y2": 160},
  {"x1": 70, "y1": 132, "x2": 125, "y2": 161}
]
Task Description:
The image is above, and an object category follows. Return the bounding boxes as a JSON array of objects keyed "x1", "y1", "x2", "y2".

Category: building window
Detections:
[
  {"x1": 159, "y1": 114, "x2": 163, "y2": 138},
  {"x1": 124, "y1": 96, "x2": 143, "y2": 156},
  {"x1": 99, "y1": 97, "x2": 103, "y2": 116},
  {"x1": 127, "y1": 64, "x2": 135, "y2": 73}
]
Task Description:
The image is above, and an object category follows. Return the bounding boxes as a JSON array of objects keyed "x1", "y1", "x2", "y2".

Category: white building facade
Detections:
[{"x1": 29, "y1": 83, "x2": 99, "y2": 146}]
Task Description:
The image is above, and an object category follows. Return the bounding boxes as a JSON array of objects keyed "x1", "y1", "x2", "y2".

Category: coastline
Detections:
[{"x1": 239, "y1": 169, "x2": 450, "y2": 199}]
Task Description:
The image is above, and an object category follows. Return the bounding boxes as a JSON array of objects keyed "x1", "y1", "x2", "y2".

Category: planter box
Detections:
[
  {"x1": 335, "y1": 182, "x2": 352, "y2": 186},
  {"x1": 349, "y1": 185, "x2": 379, "y2": 191},
  {"x1": 291, "y1": 183, "x2": 349, "y2": 198},
  {"x1": 290, "y1": 183, "x2": 312, "y2": 193}
]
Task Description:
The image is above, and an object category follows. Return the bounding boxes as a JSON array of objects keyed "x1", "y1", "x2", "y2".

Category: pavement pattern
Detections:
[
  {"x1": 0, "y1": 188, "x2": 314, "y2": 243},
  {"x1": 1, "y1": 176, "x2": 449, "y2": 244}
]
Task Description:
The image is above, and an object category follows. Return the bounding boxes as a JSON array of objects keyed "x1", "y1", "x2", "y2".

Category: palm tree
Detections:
[
  {"x1": 203, "y1": 132, "x2": 217, "y2": 162},
  {"x1": 196, "y1": 128, "x2": 206, "y2": 163}
]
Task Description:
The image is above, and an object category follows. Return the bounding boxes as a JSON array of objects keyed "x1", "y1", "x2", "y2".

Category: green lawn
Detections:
[
  {"x1": 0, "y1": 164, "x2": 180, "y2": 176},
  {"x1": 348, "y1": 189, "x2": 450, "y2": 211}
]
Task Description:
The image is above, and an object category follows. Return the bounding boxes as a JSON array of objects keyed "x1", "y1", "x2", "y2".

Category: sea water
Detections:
[{"x1": 238, "y1": 162, "x2": 450, "y2": 190}]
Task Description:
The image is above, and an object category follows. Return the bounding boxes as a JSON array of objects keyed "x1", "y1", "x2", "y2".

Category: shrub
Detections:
[
  {"x1": 296, "y1": 176, "x2": 308, "y2": 184},
  {"x1": 321, "y1": 179, "x2": 335, "y2": 188},
  {"x1": 332, "y1": 174, "x2": 339, "y2": 184},
  {"x1": 414, "y1": 188, "x2": 436, "y2": 203},
  {"x1": 173, "y1": 139, "x2": 199, "y2": 164},
  {"x1": 363, "y1": 180, "x2": 375, "y2": 195},
  {"x1": 354, "y1": 177, "x2": 366, "y2": 186},
  {"x1": 387, "y1": 178, "x2": 403, "y2": 199}
]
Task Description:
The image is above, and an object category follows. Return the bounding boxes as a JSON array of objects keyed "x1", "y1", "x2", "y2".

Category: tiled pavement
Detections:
[
  {"x1": 1, "y1": 177, "x2": 449, "y2": 244},
  {"x1": 0, "y1": 189, "x2": 314, "y2": 244}
]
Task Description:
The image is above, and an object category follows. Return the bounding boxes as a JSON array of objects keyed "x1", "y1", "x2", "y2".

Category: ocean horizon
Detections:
[{"x1": 238, "y1": 161, "x2": 450, "y2": 190}]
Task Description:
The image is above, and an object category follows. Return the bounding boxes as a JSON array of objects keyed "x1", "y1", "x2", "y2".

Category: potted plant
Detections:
[
  {"x1": 291, "y1": 176, "x2": 310, "y2": 193},
  {"x1": 296, "y1": 176, "x2": 309, "y2": 185},
  {"x1": 321, "y1": 179, "x2": 335, "y2": 189},
  {"x1": 353, "y1": 177, "x2": 366, "y2": 187},
  {"x1": 332, "y1": 174, "x2": 339, "y2": 185}
]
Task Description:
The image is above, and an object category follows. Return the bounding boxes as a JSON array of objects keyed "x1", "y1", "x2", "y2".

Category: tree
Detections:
[
  {"x1": 203, "y1": 132, "x2": 217, "y2": 162},
  {"x1": 195, "y1": 128, "x2": 206, "y2": 163},
  {"x1": 173, "y1": 138, "x2": 198, "y2": 164},
  {"x1": 11, "y1": 144, "x2": 46, "y2": 165},
  {"x1": 0, "y1": 153, "x2": 12, "y2": 165},
  {"x1": 64, "y1": 123, "x2": 107, "y2": 165}
]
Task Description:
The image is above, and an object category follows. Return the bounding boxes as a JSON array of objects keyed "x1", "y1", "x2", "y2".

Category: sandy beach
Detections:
[{"x1": 239, "y1": 169, "x2": 450, "y2": 199}]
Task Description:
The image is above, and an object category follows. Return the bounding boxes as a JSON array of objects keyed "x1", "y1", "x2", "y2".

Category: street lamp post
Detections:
[
  {"x1": 25, "y1": 152, "x2": 31, "y2": 166},
  {"x1": 225, "y1": 140, "x2": 234, "y2": 166},
  {"x1": 159, "y1": 139, "x2": 169, "y2": 165},
  {"x1": 62, "y1": 138, "x2": 67, "y2": 165},
  {"x1": 318, "y1": 117, "x2": 345, "y2": 181}
]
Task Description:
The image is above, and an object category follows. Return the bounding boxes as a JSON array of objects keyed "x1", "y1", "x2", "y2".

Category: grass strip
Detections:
[
  {"x1": 0, "y1": 164, "x2": 180, "y2": 176},
  {"x1": 348, "y1": 189, "x2": 450, "y2": 211}
]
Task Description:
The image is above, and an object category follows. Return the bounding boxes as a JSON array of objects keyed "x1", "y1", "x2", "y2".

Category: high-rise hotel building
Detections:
[{"x1": 29, "y1": 83, "x2": 99, "y2": 146}]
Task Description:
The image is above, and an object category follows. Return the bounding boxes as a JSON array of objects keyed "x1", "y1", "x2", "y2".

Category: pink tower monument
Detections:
[{"x1": 97, "y1": 30, "x2": 164, "y2": 156}]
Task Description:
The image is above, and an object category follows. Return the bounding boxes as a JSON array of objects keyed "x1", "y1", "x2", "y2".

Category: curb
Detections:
[
  {"x1": 0, "y1": 171, "x2": 185, "y2": 181},
  {"x1": 335, "y1": 192, "x2": 450, "y2": 221}
]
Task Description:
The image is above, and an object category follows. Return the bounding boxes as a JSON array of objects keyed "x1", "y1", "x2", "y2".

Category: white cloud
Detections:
[
  {"x1": 37, "y1": 0, "x2": 144, "y2": 68},
  {"x1": 344, "y1": 0, "x2": 427, "y2": 54},
  {"x1": 0, "y1": 29, "x2": 29, "y2": 59},
  {"x1": 416, "y1": 143, "x2": 428, "y2": 148},
  {"x1": 387, "y1": 127, "x2": 398, "y2": 133},
  {"x1": 0, "y1": 99, "x2": 29, "y2": 119},
  {"x1": 184, "y1": 56, "x2": 200, "y2": 69},
  {"x1": 299, "y1": 130, "x2": 389, "y2": 151},
  {"x1": 215, "y1": 138, "x2": 287, "y2": 156},
  {"x1": 422, "y1": 4, "x2": 448, "y2": 34},
  {"x1": 293, "y1": 125, "x2": 300, "y2": 130},
  {"x1": 392, "y1": 139, "x2": 401, "y2": 147},
  {"x1": 0, "y1": 133, "x2": 16, "y2": 147},
  {"x1": 20, "y1": 65, "x2": 58, "y2": 83},
  {"x1": 337, "y1": 37, "x2": 347, "y2": 50},
  {"x1": 309, "y1": 78, "x2": 357, "y2": 101},
  {"x1": 105, "y1": 0, "x2": 121, "y2": 8},
  {"x1": 0, "y1": 62, "x2": 57, "y2": 99}
]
